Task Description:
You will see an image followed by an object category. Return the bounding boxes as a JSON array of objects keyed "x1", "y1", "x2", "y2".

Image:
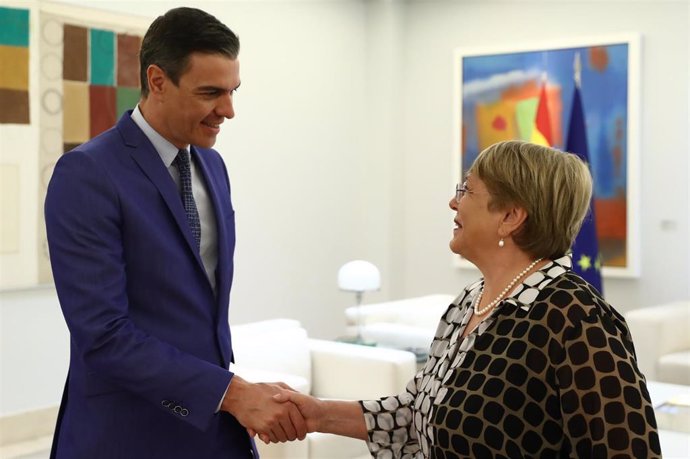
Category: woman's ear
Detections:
[{"x1": 498, "y1": 205, "x2": 527, "y2": 238}]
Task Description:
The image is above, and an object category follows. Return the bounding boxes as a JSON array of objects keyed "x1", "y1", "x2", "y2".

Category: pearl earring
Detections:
[{"x1": 498, "y1": 238, "x2": 505, "y2": 248}]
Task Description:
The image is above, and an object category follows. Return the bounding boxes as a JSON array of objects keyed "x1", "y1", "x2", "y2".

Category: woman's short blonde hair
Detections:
[{"x1": 468, "y1": 140, "x2": 593, "y2": 260}]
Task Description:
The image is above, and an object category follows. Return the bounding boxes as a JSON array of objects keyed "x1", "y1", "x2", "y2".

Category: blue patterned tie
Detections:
[{"x1": 174, "y1": 149, "x2": 201, "y2": 251}]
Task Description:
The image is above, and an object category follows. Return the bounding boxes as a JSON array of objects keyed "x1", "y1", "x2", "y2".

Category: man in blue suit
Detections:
[{"x1": 45, "y1": 7, "x2": 305, "y2": 458}]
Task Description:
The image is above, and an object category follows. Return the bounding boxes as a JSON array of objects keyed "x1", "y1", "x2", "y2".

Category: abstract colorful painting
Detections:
[
  {"x1": 0, "y1": 6, "x2": 30, "y2": 124},
  {"x1": 454, "y1": 36, "x2": 640, "y2": 277}
]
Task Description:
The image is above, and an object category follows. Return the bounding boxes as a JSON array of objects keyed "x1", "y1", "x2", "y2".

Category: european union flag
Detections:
[{"x1": 566, "y1": 83, "x2": 604, "y2": 295}]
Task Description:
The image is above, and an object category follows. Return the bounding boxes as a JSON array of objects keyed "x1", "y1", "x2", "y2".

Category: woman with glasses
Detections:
[{"x1": 265, "y1": 140, "x2": 661, "y2": 458}]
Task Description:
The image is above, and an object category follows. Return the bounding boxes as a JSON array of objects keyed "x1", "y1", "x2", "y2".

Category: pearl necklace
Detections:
[{"x1": 473, "y1": 258, "x2": 543, "y2": 316}]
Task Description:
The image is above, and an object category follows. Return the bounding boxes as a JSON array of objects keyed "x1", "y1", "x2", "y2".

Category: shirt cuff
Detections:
[{"x1": 216, "y1": 380, "x2": 231, "y2": 413}]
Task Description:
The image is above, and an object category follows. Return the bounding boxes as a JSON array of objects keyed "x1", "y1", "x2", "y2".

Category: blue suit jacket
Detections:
[{"x1": 45, "y1": 112, "x2": 254, "y2": 458}]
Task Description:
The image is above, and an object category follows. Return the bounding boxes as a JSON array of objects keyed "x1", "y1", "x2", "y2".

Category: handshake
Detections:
[{"x1": 221, "y1": 375, "x2": 366, "y2": 443}]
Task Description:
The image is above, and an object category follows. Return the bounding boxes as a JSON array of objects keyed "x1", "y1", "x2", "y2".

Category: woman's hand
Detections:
[{"x1": 250, "y1": 391, "x2": 367, "y2": 443}]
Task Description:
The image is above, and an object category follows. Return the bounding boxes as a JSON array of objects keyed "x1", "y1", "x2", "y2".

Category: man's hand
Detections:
[
  {"x1": 250, "y1": 390, "x2": 324, "y2": 444},
  {"x1": 273, "y1": 390, "x2": 323, "y2": 433},
  {"x1": 221, "y1": 376, "x2": 307, "y2": 443}
]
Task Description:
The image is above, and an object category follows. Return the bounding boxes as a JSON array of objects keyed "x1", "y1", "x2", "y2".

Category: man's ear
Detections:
[
  {"x1": 146, "y1": 64, "x2": 167, "y2": 98},
  {"x1": 498, "y1": 205, "x2": 528, "y2": 238}
]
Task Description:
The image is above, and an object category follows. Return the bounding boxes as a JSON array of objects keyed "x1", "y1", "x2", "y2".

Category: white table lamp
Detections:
[{"x1": 338, "y1": 260, "x2": 381, "y2": 344}]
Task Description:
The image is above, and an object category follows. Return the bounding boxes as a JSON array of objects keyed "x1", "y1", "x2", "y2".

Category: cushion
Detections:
[
  {"x1": 658, "y1": 351, "x2": 690, "y2": 385},
  {"x1": 309, "y1": 339, "x2": 416, "y2": 399},
  {"x1": 395, "y1": 304, "x2": 449, "y2": 328},
  {"x1": 345, "y1": 294, "x2": 456, "y2": 327}
]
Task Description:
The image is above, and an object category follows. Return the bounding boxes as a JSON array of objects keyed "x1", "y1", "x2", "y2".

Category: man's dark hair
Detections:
[{"x1": 139, "y1": 7, "x2": 240, "y2": 96}]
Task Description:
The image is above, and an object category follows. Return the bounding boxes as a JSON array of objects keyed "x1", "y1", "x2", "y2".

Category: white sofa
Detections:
[
  {"x1": 344, "y1": 294, "x2": 456, "y2": 352},
  {"x1": 625, "y1": 301, "x2": 690, "y2": 385},
  {"x1": 230, "y1": 318, "x2": 418, "y2": 459}
]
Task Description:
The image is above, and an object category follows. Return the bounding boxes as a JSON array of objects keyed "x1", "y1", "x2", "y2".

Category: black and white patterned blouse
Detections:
[{"x1": 359, "y1": 256, "x2": 661, "y2": 458}]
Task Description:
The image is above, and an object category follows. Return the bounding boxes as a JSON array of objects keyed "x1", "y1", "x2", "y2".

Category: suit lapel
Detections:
[{"x1": 117, "y1": 114, "x2": 206, "y2": 270}]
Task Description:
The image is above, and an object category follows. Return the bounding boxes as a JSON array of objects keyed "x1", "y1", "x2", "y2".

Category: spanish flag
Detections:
[{"x1": 531, "y1": 77, "x2": 553, "y2": 147}]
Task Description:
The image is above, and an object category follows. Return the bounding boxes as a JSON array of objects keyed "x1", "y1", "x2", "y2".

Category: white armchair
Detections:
[
  {"x1": 625, "y1": 301, "x2": 690, "y2": 385},
  {"x1": 344, "y1": 294, "x2": 456, "y2": 351},
  {"x1": 230, "y1": 318, "x2": 417, "y2": 459}
]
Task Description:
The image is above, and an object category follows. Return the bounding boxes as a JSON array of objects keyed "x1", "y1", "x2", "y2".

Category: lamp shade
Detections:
[{"x1": 337, "y1": 260, "x2": 381, "y2": 292}]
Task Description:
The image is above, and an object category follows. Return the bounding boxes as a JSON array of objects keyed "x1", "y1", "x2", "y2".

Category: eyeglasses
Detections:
[
  {"x1": 455, "y1": 181, "x2": 490, "y2": 203},
  {"x1": 455, "y1": 182, "x2": 471, "y2": 203}
]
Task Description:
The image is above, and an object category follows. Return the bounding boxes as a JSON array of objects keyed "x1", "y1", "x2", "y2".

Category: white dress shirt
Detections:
[{"x1": 130, "y1": 106, "x2": 219, "y2": 294}]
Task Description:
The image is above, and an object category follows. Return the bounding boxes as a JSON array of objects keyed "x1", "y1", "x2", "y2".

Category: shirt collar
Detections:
[
  {"x1": 130, "y1": 105, "x2": 184, "y2": 168},
  {"x1": 467, "y1": 254, "x2": 573, "y2": 310}
]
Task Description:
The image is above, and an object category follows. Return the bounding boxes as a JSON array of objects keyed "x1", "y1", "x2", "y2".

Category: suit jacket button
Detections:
[
  {"x1": 174, "y1": 405, "x2": 182, "y2": 414},
  {"x1": 180, "y1": 408, "x2": 189, "y2": 417},
  {"x1": 162, "y1": 400, "x2": 172, "y2": 408}
]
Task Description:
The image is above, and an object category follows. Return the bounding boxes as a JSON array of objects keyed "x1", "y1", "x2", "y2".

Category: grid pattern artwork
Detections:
[{"x1": 60, "y1": 23, "x2": 142, "y2": 153}]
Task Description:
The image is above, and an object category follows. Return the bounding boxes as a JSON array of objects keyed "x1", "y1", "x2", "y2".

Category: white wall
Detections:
[
  {"x1": 0, "y1": 288, "x2": 68, "y2": 415},
  {"x1": 1, "y1": 0, "x2": 689, "y2": 418},
  {"x1": 198, "y1": 1, "x2": 384, "y2": 333},
  {"x1": 393, "y1": 0, "x2": 690, "y2": 314}
]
